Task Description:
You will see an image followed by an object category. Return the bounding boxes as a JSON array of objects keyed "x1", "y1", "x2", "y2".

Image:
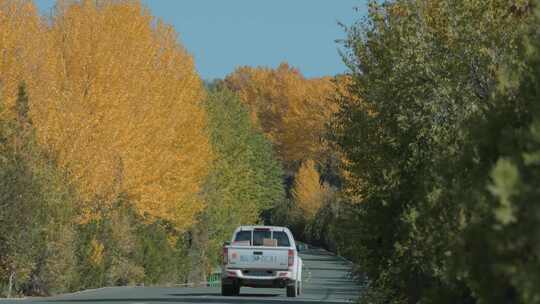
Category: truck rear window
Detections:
[
  {"x1": 233, "y1": 229, "x2": 292, "y2": 247},
  {"x1": 273, "y1": 231, "x2": 291, "y2": 247},
  {"x1": 234, "y1": 231, "x2": 252, "y2": 245},
  {"x1": 253, "y1": 230, "x2": 271, "y2": 246}
]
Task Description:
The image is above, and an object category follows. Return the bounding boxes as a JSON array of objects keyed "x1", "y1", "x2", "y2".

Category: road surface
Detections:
[{"x1": 4, "y1": 247, "x2": 360, "y2": 304}]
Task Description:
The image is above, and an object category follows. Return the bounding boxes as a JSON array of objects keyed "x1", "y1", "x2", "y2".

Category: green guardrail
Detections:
[{"x1": 207, "y1": 271, "x2": 221, "y2": 287}]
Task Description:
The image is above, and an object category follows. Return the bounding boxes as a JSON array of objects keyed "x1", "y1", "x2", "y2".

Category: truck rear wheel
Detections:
[
  {"x1": 286, "y1": 284, "x2": 297, "y2": 297},
  {"x1": 221, "y1": 284, "x2": 233, "y2": 296}
]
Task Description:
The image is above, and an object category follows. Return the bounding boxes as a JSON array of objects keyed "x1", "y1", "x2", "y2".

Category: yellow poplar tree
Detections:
[
  {"x1": 0, "y1": 0, "x2": 46, "y2": 117},
  {"x1": 224, "y1": 63, "x2": 338, "y2": 168},
  {"x1": 28, "y1": 0, "x2": 212, "y2": 230},
  {"x1": 292, "y1": 159, "x2": 331, "y2": 219}
]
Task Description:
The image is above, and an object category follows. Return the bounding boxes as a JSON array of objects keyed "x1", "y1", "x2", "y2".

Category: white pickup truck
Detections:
[{"x1": 221, "y1": 226, "x2": 302, "y2": 297}]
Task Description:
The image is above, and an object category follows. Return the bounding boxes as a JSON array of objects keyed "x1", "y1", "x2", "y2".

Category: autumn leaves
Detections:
[
  {"x1": 0, "y1": 0, "x2": 344, "y2": 292},
  {"x1": 0, "y1": 0, "x2": 338, "y2": 232},
  {"x1": 225, "y1": 63, "x2": 337, "y2": 167},
  {"x1": 1, "y1": 0, "x2": 211, "y2": 230},
  {"x1": 224, "y1": 64, "x2": 339, "y2": 221}
]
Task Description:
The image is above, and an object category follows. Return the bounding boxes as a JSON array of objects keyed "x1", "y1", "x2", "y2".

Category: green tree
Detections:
[
  {"x1": 448, "y1": 7, "x2": 540, "y2": 302},
  {"x1": 0, "y1": 83, "x2": 77, "y2": 296},
  {"x1": 135, "y1": 219, "x2": 189, "y2": 285},
  {"x1": 332, "y1": 1, "x2": 531, "y2": 303},
  {"x1": 188, "y1": 87, "x2": 285, "y2": 282}
]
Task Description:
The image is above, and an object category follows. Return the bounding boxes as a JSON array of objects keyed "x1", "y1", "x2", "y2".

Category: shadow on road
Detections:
[{"x1": 168, "y1": 293, "x2": 279, "y2": 297}]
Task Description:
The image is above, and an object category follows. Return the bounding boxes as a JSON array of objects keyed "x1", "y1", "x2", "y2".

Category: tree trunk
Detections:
[
  {"x1": 187, "y1": 220, "x2": 208, "y2": 287},
  {"x1": 8, "y1": 271, "x2": 15, "y2": 298}
]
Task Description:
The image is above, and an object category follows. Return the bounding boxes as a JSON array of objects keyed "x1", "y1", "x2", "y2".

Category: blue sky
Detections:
[{"x1": 34, "y1": 0, "x2": 368, "y2": 80}]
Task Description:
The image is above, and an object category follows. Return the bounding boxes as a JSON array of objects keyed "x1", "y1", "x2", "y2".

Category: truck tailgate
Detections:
[{"x1": 227, "y1": 246, "x2": 289, "y2": 270}]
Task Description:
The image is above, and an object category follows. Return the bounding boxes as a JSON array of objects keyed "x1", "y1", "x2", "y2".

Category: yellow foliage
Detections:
[
  {"x1": 224, "y1": 63, "x2": 338, "y2": 168},
  {"x1": 166, "y1": 234, "x2": 178, "y2": 248},
  {"x1": 338, "y1": 152, "x2": 364, "y2": 204},
  {"x1": 0, "y1": 0, "x2": 213, "y2": 231},
  {"x1": 292, "y1": 159, "x2": 332, "y2": 218},
  {"x1": 0, "y1": 0, "x2": 45, "y2": 117},
  {"x1": 89, "y1": 238, "x2": 104, "y2": 266}
]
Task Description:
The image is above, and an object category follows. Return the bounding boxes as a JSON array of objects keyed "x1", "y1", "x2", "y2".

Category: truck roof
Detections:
[{"x1": 235, "y1": 225, "x2": 290, "y2": 232}]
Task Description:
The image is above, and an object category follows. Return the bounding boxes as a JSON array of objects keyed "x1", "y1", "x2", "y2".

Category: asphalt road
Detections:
[{"x1": 5, "y1": 247, "x2": 360, "y2": 304}]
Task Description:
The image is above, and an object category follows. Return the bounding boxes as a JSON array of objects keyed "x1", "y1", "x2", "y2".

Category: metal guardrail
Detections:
[{"x1": 207, "y1": 271, "x2": 221, "y2": 287}]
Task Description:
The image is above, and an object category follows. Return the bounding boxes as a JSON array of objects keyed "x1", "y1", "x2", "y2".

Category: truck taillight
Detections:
[
  {"x1": 223, "y1": 247, "x2": 228, "y2": 265},
  {"x1": 288, "y1": 249, "x2": 294, "y2": 267}
]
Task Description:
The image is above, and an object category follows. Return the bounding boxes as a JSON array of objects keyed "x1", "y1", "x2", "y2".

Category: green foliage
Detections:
[
  {"x1": 136, "y1": 220, "x2": 189, "y2": 285},
  {"x1": 73, "y1": 202, "x2": 191, "y2": 289},
  {"x1": 188, "y1": 87, "x2": 285, "y2": 279},
  {"x1": 267, "y1": 198, "x2": 307, "y2": 240},
  {"x1": 331, "y1": 0, "x2": 536, "y2": 303},
  {"x1": 0, "y1": 84, "x2": 77, "y2": 296},
  {"x1": 203, "y1": 87, "x2": 284, "y2": 238},
  {"x1": 454, "y1": 12, "x2": 540, "y2": 302}
]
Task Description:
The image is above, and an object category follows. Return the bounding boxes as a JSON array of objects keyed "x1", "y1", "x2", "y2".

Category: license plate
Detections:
[{"x1": 240, "y1": 255, "x2": 278, "y2": 264}]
